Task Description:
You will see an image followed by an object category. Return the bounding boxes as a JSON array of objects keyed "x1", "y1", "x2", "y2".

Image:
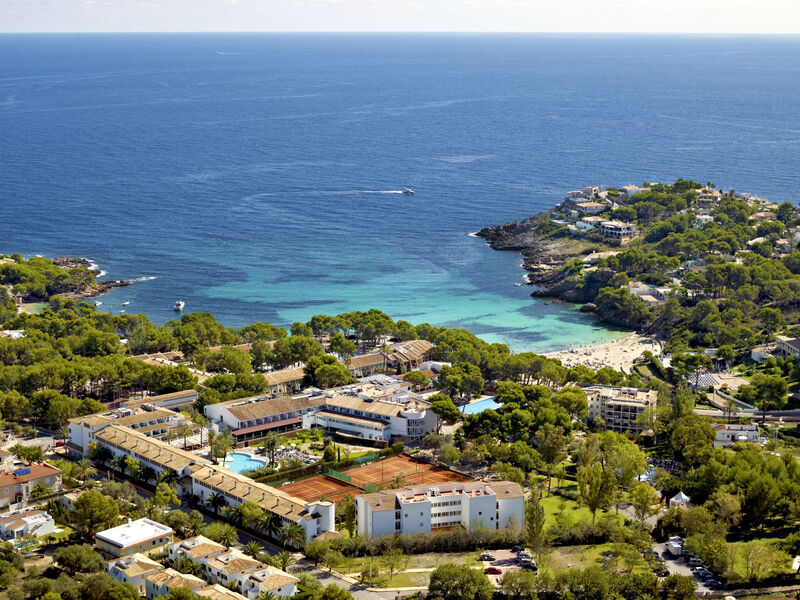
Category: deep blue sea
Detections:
[{"x1": 2, "y1": 34, "x2": 799, "y2": 351}]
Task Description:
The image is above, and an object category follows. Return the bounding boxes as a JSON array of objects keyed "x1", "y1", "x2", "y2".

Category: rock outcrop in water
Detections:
[{"x1": 477, "y1": 213, "x2": 608, "y2": 302}]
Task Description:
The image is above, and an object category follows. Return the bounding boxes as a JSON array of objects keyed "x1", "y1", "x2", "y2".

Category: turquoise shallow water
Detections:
[{"x1": 2, "y1": 34, "x2": 798, "y2": 352}]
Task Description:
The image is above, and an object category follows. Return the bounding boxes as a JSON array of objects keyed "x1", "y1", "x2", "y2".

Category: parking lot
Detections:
[{"x1": 653, "y1": 541, "x2": 711, "y2": 593}]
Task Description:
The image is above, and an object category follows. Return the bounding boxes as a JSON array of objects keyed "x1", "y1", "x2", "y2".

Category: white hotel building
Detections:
[
  {"x1": 205, "y1": 384, "x2": 438, "y2": 444},
  {"x1": 355, "y1": 481, "x2": 524, "y2": 538}
]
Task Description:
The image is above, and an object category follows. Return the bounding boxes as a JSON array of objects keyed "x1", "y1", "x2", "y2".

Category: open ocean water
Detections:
[{"x1": 1, "y1": 34, "x2": 799, "y2": 352}]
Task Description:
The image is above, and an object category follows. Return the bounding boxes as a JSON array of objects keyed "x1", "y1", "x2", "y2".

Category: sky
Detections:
[{"x1": 1, "y1": 0, "x2": 799, "y2": 34}]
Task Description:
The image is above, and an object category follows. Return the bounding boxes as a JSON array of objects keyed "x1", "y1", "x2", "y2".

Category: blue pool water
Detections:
[
  {"x1": 226, "y1": 452, "x2": 266, "y2": 473},
  {"x1": 462, "y1": 397, "x2": 500, "y2": 414}
]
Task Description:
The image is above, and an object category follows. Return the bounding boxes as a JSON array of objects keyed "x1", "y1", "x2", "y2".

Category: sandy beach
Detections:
[{"x1": 545, "y1": 333, "x2": 662, "y2": 373}]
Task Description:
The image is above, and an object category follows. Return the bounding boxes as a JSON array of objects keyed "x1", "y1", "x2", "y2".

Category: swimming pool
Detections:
[
  {"x1": 226, "y1": 452, "x2": 267, "y2": 473},
  {"x1": 462, "y1": 397, "x2": 500, "y2": 414}
]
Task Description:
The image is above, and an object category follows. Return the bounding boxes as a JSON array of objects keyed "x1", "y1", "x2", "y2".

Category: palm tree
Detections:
[
  {"x1": 257, "y1": 511, "x2": 278, "y2": 539},
  {"x1": 75, "y1": 459, "x2": 96, "y2": 482},
  {"x1": 263, "y1": 432, "x2": 280, "y2": 466},
  {"x1": 186, "y1": 510, "x2": 204, "y2": 537},
  {"x1": 215, "y1": 523, "x2": 238, "y2": 548},
  {"x1": 159, "y1": 468, "x2": 180, "y2": 487},
  {"x1": 279, "y1": 523, "x2": 305, "y2": 549},
  {"x1": 139, "y1": 466, "x2": 157, "y2": 485},
  {"x1": 379, "y1": 341, "x2": 390, "y2": 372},
  {"x1": 89, "y1": 444, "x2": 112, "y2": 469},
  {"x1": 206, "y1": 429, "x2": 217, "y2": 464},
  {"x1": 275, "y1": 550, "x2": 296, "y2": 571},
  {"x1": 177, "y1": 424, "x2": 194, "y2": 449},
  {"x1": 206, "y1": 492, "x2": 227, "y2": 514},
  {"x1": 112, "y1": 454, "x2": 127, "y2": 477},
  {"x1": 215, "y1": 431, "x2": 234, "y2": 467},
  {"x1": 224, "y1": 505, "x2": 243, "y2": 527},
  {"x1": 244, "y1": 541, "x2": 264, "y2": 558},
  {"x1": 192, "y1": 413, "x2": 209, "y2": 446},
  {"x1": 165, "y1": 429, "x2": 175, "y2": 447}
]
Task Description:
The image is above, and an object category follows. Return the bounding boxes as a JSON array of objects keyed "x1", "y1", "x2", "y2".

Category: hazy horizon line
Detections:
[{"x1": 2, "y1": 30, "x2": 800, "y2": 36}]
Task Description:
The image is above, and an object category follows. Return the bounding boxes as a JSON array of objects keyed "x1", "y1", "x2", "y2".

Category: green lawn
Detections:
[
  {"x1": 546, "y1": 543, "x2": 614, "y2": 572},
  {"x1": 341, "y1": 551, "x2": 480, "y2": 574},
  {"x1": 727, "y1": 537, "x2": 793, "y2": 580},
  {"x1": 40, "y1": 526, "x2": 74, "y2": 546},
  {"x1": 541, "y1": 487, "x2": 627, "y2": 528},
  {"x1": 545, "y1": 543, "x2": 652, "y2": 576}
]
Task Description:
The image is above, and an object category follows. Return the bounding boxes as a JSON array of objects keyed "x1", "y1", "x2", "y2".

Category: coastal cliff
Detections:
[{"x1": 477, "y1": 213, "x2": 611, "y2": 303}]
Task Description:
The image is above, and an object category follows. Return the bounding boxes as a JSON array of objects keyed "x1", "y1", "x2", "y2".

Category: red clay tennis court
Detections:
[
  {"x1": 344, "y1": 455, "x2": 470, "y2": 487},
  {"x1": 277, "y1": 475, "x2": 361, "y2": 502},
  {"x1": 400, "y1": 467, "x2": 472, "y2": 486}
]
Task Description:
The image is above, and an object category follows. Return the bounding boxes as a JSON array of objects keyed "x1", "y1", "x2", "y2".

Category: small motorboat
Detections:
[
  {"x1": 174, "y1": 301, "x2": 185, "y2": 311},
  {"x1": 402, "y1": 188, "x2": 415, "y2": 195},
  {"x1": 122, "y1": 301, "x2": 130, "y2": 306},
  {"x1": 120, "y1": 309, "x2": 126, "y2": 313},
  {"x1": 94, "y1": 301, "x2": 102, "y2": 307}
]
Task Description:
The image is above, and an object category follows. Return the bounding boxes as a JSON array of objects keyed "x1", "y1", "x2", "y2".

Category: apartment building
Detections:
[
  {"x1": 122, "y1": 389, "x2": 199, "y2": 411},
  {"x1": 0, "y1": 510, "x2": 56, "y2": 539},
  {"x1": 240, "y1": 566, "x2": 299, "y2": 599},
  {"x1": 167, "y1": 535, "x2": 226, "y2": 563},
  {"x1": 585, "y1": 385, "x2": 658, "y2": 433},
  {"x1": 91, "y1": 425, "x2": 208, "y2": 495},
  {"x1": 776, "y1": 335, "x2": 800, "y2": 359},
  {"x1": 0, "y1": 463, "x2": 62, "y2": 508},
  {"x1": 355, "y1": 481, "x2": 524, "y2": 538},
  {"x1": 713, "y1": 423, "x2": 760, "y2": 448},
  {"x1": 145, "y1": 568, "x2": 206, "y2": 600},
  {"x1": 70, "y1": 424, "x2": 337, "y2": 543},
  {"x1": 200, "y1": 549, "x2": 261, "y2": 586},
  {"x1": 301, "y1": 392, "x2": 437, "y2": 442},
  {"x1": 106, "y1": 553, "x2": 164, "y2": 595},
  {"x1": 190, "y1": 466, "x2": 335, "y2": 545},
  {"x1": 599, "y1": 220, "x2": 637, "y2": 240},
  {"x1": 166, "y1": 540, "x2": 297, "y2": 600},
  {"x1": 204, "y1": 395, "x2": 322, "y2": 442},
  {"x1": 196, "y1": 584, "x2": 249, "y2": 600},
  {"x1": 207, "y1": 384, "x2": 437, "y2": 445},
  {"x1": 95, "y1": 518, "x2": 174, "y2": 558},
  {"x1": 67, "y1": 404, "x2": 191, "y2": 457}
]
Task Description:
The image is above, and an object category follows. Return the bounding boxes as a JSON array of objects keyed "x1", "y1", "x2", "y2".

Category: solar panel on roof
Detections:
[{"x1": 13, "y1": 467, "x2": 31, "y2": 476}]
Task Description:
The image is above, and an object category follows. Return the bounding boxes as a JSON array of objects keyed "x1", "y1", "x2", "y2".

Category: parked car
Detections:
[
  {"x1": 479, "y1": 554, "x2": 495, "y2": 562},
  {"x1": 518, "y1": 551, "x2": 533, "y2": 559},
  {"x1": 511, "y1": 545, "x2": 523, "y2": 553},
  {"x1": 484, "y1": 567, "x2": 502, "y2": 575},
  {"x1": 688, "y1": 557, "x2": 703, "y2": 567},
  {"x1": 521, "y1": 562, "x2": 538, "y2": 572},
  {"x1": 55, "y1": 440, "x2": 64, "y2": 447}
]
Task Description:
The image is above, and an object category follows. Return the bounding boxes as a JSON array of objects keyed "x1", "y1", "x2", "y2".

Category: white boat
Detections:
[
  {"x1": 120, "y1": 309, "x2": 126, "y2": 313},
  {"x1": 122, "y1": 301, "x2": 130, "y2": 306},
  {"x1": 94, "y1": 301, "x2": 102, "y2": 306},
  {"x1": 402, "y1": 188, "x2": 415, "y2": 195},
  {"x1": 174, "y1": 301, "x2": 185, "y2": 311}
]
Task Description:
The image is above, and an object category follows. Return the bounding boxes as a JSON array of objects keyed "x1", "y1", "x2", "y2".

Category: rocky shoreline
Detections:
[
  {"x1": 477, "y1": 213, "x2": 604, "y2": 303},
  {"x1": 52, "y1": 256, "x2": 131, "y2": 300}
]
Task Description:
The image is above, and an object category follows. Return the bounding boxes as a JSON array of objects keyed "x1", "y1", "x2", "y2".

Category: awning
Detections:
[{"x1": 232, "y1": 417, "x2": 301, "y2": 436}]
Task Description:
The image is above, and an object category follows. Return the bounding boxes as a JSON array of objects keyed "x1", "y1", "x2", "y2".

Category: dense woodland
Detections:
[
  {"x1": 2, "y1": 251, "x2": 800, "y2": 598},
  {"x1": 542, "y1": 180, "x2": 800, "y2": 353}
]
